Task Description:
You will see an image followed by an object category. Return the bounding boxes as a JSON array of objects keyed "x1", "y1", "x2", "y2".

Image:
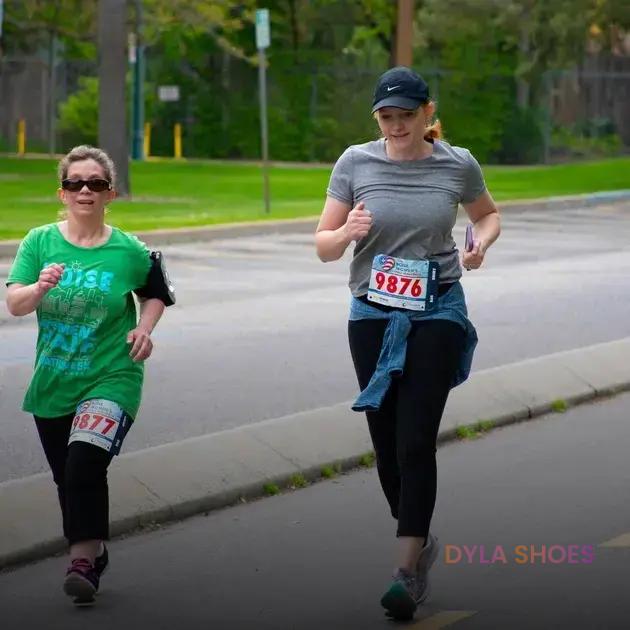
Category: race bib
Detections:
[
  {"x1": 68, "y1": 399, "x2": 131, "y2": 455},
  {"x1": 367, "y1": 255, "x2": 439, "y2": 311}
]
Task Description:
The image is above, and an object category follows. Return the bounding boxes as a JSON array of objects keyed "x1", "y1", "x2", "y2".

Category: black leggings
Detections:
[
  {"x1": 348, "y1": 317, "x2": 465, "y2": 538},
  {"x1": 34, "y1": 415, "x2": 114, "y2": 545}
]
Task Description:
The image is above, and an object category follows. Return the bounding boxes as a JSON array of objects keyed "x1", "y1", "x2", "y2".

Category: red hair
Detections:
[{"x1": 424, "y1": 119, "x2": 442, "y2": 141}]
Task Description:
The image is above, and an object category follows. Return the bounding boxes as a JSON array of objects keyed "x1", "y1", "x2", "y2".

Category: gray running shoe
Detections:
[
  {"x1": 381, "y1": 534, "x2": 441, "y2": 620},
  {"x1": 414, "y1": 533, "x2": 440, "y2": 604},
  {"x1": 380, "y1": 568, "x2": 423, "y2": 620}
]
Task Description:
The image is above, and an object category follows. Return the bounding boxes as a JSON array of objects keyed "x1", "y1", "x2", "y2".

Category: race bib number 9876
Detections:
[
  {"x1": 69, "y1": 399, "x2": 131, "y2": 455},
  {"x1": 367, "y1": 255, "x2": 439, "y2": 311}
]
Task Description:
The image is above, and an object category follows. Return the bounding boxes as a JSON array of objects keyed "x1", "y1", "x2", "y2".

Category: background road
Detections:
[
  {"x1": 1, "y1": 200, "x2": 629, "y2": 481},
  {"x1": 1, "y1": 391, "x2": 629, "y2": 629}
]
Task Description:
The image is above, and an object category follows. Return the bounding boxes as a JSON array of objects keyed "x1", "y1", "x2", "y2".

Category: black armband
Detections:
[{"x1": 134, "y1": 251, "x2": 176, "y2": 306}]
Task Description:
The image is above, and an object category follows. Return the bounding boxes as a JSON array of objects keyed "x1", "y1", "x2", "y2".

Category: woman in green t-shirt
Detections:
[{"x1": 6, "y1": 145, "x2": 174, "y2": 605}]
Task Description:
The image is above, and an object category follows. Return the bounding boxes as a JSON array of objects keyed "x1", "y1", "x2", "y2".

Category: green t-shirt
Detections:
[{"x1": 7, "y1": 223, "x2": 152, "y2": 419}]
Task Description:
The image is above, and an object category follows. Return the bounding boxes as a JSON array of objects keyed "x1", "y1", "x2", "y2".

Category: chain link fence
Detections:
[
  {"x1": 0, "y1": 54, "x2": 97, "y2": 154},
  {"x1": 1, "y1": 51, "x2": 628, "y2": 164}
]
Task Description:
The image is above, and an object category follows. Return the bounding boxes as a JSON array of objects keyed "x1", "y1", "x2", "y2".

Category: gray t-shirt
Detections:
[{"x1": 326, "y1": 138, "x2": 486, "y2": 296}]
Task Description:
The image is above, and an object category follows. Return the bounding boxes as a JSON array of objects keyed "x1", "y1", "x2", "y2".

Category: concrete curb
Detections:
[
  {"x1": 1, "y1": 336, "x2": 629, "y2": 570},
  {"x1": 1, "y1": 190, "x2": 628, "y2": 259}
]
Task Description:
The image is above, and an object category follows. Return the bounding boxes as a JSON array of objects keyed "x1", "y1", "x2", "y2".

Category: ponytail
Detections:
[{"x1": 424, "y1": 118, "x2": 443, "y2": 141}]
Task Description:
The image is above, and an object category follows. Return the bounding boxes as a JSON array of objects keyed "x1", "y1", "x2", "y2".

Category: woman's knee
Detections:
[
  {"x1": 397, "y1": 436, "x2": 436, "y2": 469},
  {"x1": 65, "y1": 442, "x2": 111, "y2": 488}
]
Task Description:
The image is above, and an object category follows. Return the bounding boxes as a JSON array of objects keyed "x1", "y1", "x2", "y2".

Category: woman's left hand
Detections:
[
  {"x1": 462, "y1": 240, "x2": 486, "y2": 271},
  {"x1": 127, "y1": 327, "x2": 153, "y2": 362}
]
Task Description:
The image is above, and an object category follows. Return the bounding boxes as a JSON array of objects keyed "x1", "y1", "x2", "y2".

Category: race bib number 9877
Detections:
[
  {"x1": 68, "y1": 399, "x2": 131, "y2": 455},
  {"x1": 367, "y1": 255, "x2": 439, "y2": 311}
]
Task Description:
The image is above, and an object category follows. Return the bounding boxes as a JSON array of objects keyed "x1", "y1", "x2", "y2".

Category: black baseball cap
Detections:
[{"x1": 371, "y1": 66, "x2": 430, "y2": 113}]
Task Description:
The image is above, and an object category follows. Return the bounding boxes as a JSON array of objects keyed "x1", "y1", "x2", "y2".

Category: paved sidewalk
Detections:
[{"x1": 1, "y1": 336, "x2": 628, "y2": 569}]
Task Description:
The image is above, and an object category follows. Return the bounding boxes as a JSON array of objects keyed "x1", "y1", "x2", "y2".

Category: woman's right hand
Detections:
[
  {"x1": 37, "y1": 263, "x2": 65, "y2": 295},
  {"x1": 343, "y1": 202, "x2": 373, "y2": 242}
]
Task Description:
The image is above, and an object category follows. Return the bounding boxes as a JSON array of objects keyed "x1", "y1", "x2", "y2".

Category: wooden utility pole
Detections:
[
  {"x1": 131, "y1": 0, "x2": 145, "y2": 160},
  {"x1": 516, "y1": 3, "x2": 531, "y2": 109},
  {"x1": 393, "y1": 0, "x2": 414, "y2": 67},
  {"x1": 98, "y1": 0, "x2": 129, "y2": 195}
]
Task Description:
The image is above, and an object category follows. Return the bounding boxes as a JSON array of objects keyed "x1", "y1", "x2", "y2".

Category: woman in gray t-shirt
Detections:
[{"x1": 315, "y1": 66, "x2": 501, "y2": 621}]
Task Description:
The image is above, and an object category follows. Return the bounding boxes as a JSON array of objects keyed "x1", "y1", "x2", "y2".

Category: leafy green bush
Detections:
[
  {"x1": 496, "y1": 107, "x2": 545, "y2": 164},
  {"x1": 437, "y1": 75, "x2": 513, "y2": 163},
  {"x1": 57, "y1": 77, "x2": 99, "y2": 149},
  {"x1": 551, "y1": 125, "x2": 622, "y2": 159}
]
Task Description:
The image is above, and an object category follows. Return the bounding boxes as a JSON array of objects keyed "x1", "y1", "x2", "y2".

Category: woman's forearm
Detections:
[
  {"x1": 315, "y1": 227, "x2": 352, "y2": 262},
  {"x1": 137, "y1": 298, "x2": 165, "y2": 334},
  {"x1": 474, "y1": 212, "x2": 501, "y2": 252},
  {"x1": 6, "y1": 283, "x2": 45, "y2": 316}
]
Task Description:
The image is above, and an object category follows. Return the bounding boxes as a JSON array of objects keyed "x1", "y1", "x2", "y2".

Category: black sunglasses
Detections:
[{"x1": 61, "y1": 178, "x2": 112, "y2": 192}]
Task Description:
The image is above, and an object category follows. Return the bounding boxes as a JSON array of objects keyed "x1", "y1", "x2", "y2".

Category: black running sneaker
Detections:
[{"x1": 94, "y1": 544, "x2": 109, "y2": 577}]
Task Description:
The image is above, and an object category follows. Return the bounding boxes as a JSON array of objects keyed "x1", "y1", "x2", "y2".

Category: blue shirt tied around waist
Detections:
[{"x1": 349, "y1": 281, "x2": 478, "y2": 412}]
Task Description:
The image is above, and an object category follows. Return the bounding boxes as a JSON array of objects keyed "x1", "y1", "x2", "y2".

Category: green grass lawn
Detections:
[{"x1": 0, "y1": 156, "x2": 628, "y2": 240}]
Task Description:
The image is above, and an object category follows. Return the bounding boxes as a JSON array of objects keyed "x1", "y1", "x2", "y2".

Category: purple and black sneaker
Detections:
[
  {"x1": 63, "y1": 558, "x2": 100, "y2": 606},
  {"x1": 94, "y1": 544, "x2": 109, "y2": 577}
]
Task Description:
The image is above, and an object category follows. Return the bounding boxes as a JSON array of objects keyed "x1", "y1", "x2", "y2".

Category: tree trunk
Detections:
[
  {"x1": 517, "y1": 20, "x2": 530, "y2": 109},
  {"x1": 287, "y1": 0, "x2": 300, "y2": 52},
  {"x1": 221, "y1": 48, "x2": 230, "y2": 136},
  {"x1": 47, "y1": 29, "x2": 57, "y2": 155},
  {"x1": 98, "y1": 0, "x2": 129, "y2": 196}
]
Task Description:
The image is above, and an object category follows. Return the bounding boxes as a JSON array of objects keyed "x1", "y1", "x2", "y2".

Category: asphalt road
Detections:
[
  {"x1": 1, "y1": 390, "x2": 629, "y2": 630},
  {"x1": 1, "y1": 201, "x2": 630, "y2": 481}
]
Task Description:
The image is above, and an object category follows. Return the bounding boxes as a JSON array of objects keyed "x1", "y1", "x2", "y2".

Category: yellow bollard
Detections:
[
  {"x1": 174, "y1": 123, "x2": 182, "y2": 159},
  {"x1": 17, "y1": 119, "x2": 26, "y2": 156},
  {"x1": 144, "y1": 122, "x2": 151, "y2": 158}
]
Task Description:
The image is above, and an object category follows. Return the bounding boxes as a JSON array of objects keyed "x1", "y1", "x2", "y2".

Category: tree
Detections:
[
  {"x1": 2, "y1": 0, "x2": 96, "y2": 56},
  {"x1": 3, "y1": 0, "x2": 96, "y2": 152},
  {"x1": 58, "y1": 76, "x2": 99, "y2": 147},
  {"x1": 345, "y1": 0, "x2": 397, "y2": 62},
  {"x1": 98, "y1": 0, "x2": 128, "y2": 195},
  {"x1": 143, "y1": 0, "x2": 257, "y2": 61},
  {"x1": 5, "y1": 0, "x2": 628, "y2": 163}
]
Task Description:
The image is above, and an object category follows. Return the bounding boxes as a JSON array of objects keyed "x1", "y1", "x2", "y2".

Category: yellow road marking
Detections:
[
  {"x1": 600, "y1": 532, "x2": 630, "y2": 548},
  {"x1": 412, "y1": 610, "x2": 477, "y2": 629}
]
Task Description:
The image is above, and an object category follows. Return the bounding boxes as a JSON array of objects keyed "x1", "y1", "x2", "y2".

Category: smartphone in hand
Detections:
[{"x1": 465, "y1": 224, "x2": 474, "y2": 252}]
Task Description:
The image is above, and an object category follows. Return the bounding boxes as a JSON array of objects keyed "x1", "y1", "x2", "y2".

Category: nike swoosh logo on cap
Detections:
[{"x1": 386, "y1": 85, "x2": 400, "y2": 91}]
